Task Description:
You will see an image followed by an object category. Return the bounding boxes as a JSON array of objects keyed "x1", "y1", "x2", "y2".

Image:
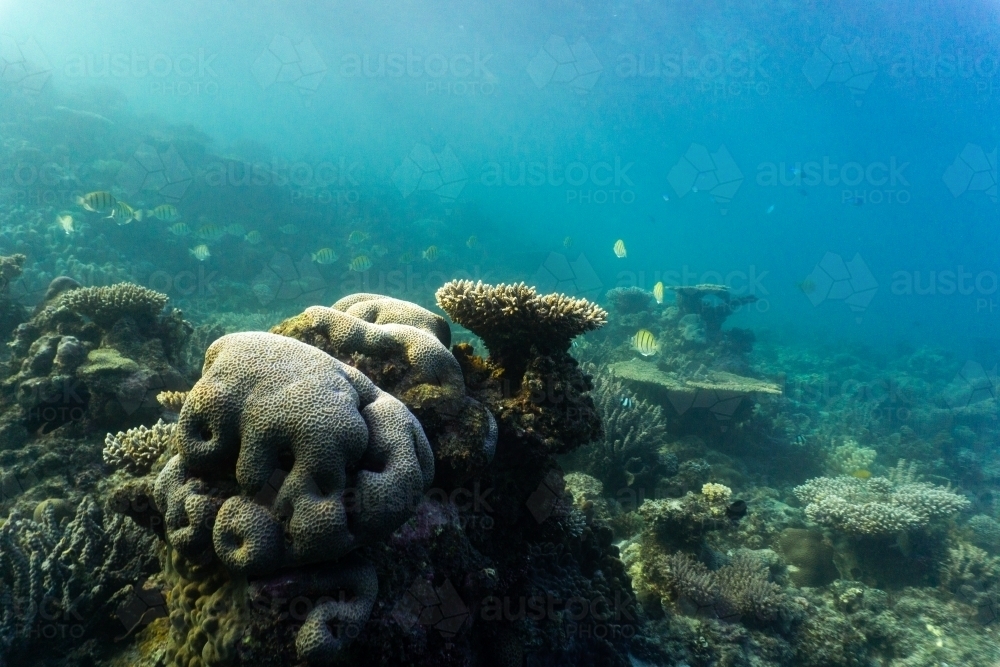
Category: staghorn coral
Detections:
[
  {"x1": 827, "y1": 437, "x2": 877, "y2": 476},
  {"x1": 103, "y1": 419, "x2": 176, "y2": 476},
  {"x1": 154, "y1": 332, "x2": 434, "y2": 663},
  {"x1": 332, "y1": 292, "x2": 452, "y2": 347},
  {"x1": 435, "y1": 280, "x2": 606, "y2": 373},
  {"x1": 271, "y1": 300, "x2": 496, "y2": 483},
  {"x1": 0, "y1": 496, "x2": 158, "y2": 664},
  {"x1": 58, "y1": 282, "x2": 169, "y2": 329},
  {"x1": 794, "y1": 473, "x2": 970, "y2": 536},
  {"x1": 604, "y1": 286, "x2": 653, "y2": 315},
  {"x1": 157, "y1": 389, "x2": 188, "y2": 413}
]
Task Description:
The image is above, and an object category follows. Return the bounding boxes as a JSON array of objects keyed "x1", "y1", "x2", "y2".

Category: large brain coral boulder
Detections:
[
  {"x1": 271, "y1": 296, "x2": 496, "y2": 485},
  {"x1": 154, "y1": 331, "x2": 434, "y2": 662}
]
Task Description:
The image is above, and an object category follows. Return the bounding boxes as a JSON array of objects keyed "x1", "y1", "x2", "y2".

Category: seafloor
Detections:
[{"x1": 0, "y1": 92, "x2": 998, "y2": 667}]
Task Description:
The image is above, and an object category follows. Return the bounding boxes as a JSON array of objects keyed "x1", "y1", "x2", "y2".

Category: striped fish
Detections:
[
  {"x1": 631, "y1": 329, "x2": 658, "y2": 356},
  {"x1": 147, "y1": 204, "x2": 180, "y2": 222},
  {"x1": 348, "y1": 230, "x2": 369, "y2": 244},
  {"x1": 422, "y1": 245, "x2": 439, "y2": 262},
  {"x1": 312, "y1": 248, "x2": 338, "y2": 264},
  {"x1": 77, "y1": 191, "x2": 116, "y2": 213},
  {"x1": 244, "y1": 230, "x2": 262, "y2": 244},
  {"x1": 349, "y1": 255, "x2": 373, "y2": 272},
  {"x1": 653, "y1": 281, "x2": 664, "y2": 304},
  {"x1": 613, "y1": 239, "x2": 627, "y2": 258},
  {"x1": 108, "y1": 201, "x2": 140, "y2": 224}
]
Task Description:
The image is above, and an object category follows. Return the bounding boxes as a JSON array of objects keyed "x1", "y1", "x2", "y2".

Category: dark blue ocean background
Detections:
[{"x1": 3, "y1": 0, "x2": 998, "y2": 358}]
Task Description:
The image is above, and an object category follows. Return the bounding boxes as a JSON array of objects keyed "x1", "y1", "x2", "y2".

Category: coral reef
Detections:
[
  {"x1": 435, "y1": 280, "x2": 606, "y2": 378},
  {"x1": 60, "y1": 284, "x2": 169, "y2": 330},
  {"x1": 104, "y1": 419, "x2": 176, "y2": 476},
  {"x1": 0, "y1": 496, "x2": 158, "y2": 665},
  {"x1": 604, "y1": 287, "x2": 653, "y2": 315},
  {"x1": 669, "y1": 284, "x2": 758, "y2": 335},
  {"x1": 154, "y1": 332, "x2": 434, "y2": 662},
  {"x1": 271, "y1": 298, "x2": 496, "y2": 484}
]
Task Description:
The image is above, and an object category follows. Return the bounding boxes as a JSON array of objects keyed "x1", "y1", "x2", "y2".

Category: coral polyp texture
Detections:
[
  {"x1": 59, "y1": 282, "x2": 170, "y2": 329},
  {"x1": 435, "y1": 279, "x2": 607, "y2": 366},
  {"x1": 793, "y1": 473, "x2": 970, "y2": 536},
  {"x1": 154, "y1": 331, "x2": 434, "y2": 662},
  {"x1": 272, "y1": 296, "x2": 497, "y2": 483},
  {"x1": 103, "y1": 418, "x2": 176, "y2": 475}
]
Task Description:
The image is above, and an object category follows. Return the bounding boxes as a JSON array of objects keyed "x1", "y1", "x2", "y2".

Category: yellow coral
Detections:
[{"x1": 701, "y1": 482, "x2": 733, "y2": 516}]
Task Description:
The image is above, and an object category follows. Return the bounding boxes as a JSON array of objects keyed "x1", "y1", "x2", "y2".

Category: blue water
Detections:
[{"x1": 2, "y1": 0, "x2": 998, "y2": 356}]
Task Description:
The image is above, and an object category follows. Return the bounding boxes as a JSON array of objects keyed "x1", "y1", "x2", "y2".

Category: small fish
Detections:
[
  {"x1": 279, "y1": 224, "x2": 298, "y2": 235},
  {"x1": 77, "y1": 191, "x2": 116, "y2": 213},
  {"x1": 766, "y1": 204, "x2": 775, "y2": 214},
  {"x1": 793, "y1": 434, "x2": 808, "y2": 445},
  {"x1": 422, "y1": 245, "x2": 439, "y2": 262},
  {"x1": 56, "y1": 213, "x2": 75, "y2": 234},
  {"x1": 563, "y1": 236, "x2": 573, "y2": 248},
  {"x1": 631, "y1": 329, "x2": 658, "y2": 356},
  {"x1": 662, "y1": 194, "x2": 670, "y2": 202},
  {"x1": 196, "y1": 224, "x2": 225, "y2": 241},
  {"x1": 244, "y1": 230, "x2": 262, "y2": 244},
  {"x1": 371, "y1": 244, "x2": 389, "y2": 257},
  {"x1": 146, "y1": 204, "x2": 180, "y2": 222},
  {"x1": 653, "y1": 281, "x2": 664, "y2": 304},
  {"x1": 620, "y1": 396, "x2": 635, "y2": 409},
  {"x1": 108, "y1": 201, "x2": 139, "y2": 225},
  {"x1": 797, "y1": 279, "x2": 817, "y2": 295},
  {"x1": 613, "y1": 239, "x2": 627, "y2": 258},
  {"x1": 398, "y1": 251, "x2": 415, "y2": 264},
  {"x1": 312, "y1": 248, "x2": 338, "y2": 264},
  {"x1": 691, "y1": 186, "x2": 699, "y2": 193},
  {"x1": 189, "y1": 244, "x2": 211, "y2": 261},
  {"x1": 167, "y1": 222, "x2": 191, "y2": 236},
  {"x1": 466, "y1": 235, "x2": 478, "y2": 248},
  {"x1": 787, "y1": 166, "x2": 802, "y2": 178},
  {"x1": 725, "y1": 500, "x2": 748, "y2": 521},
  {"x1": 850, "y1": 469, "x2": 872, "y2": 479},
  {"x1": 848, "y1": 196, "x2": 864, "y2": 206},
  {"x1": 347, "y1": 230, "x2": 369, "y2": 244},
  {"x1": 225, "y1": 223, "x2": 247, "y2": 237},
  {"x1": 349, "y1": 255, "x2": 373, "y2": 272}
]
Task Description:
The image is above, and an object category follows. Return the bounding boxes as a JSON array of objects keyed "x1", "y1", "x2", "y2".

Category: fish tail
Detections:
[{"x1": 133, "y1": 209, "x2": 143, "y2": 221}]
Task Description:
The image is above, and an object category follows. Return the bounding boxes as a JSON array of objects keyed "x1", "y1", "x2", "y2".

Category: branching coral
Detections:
[
  {"x1": 435, "y1": 280, "x2": 607, "y2": 365},
  {"x1": 794, "y1": 473, "x2": 970, "y2": 536},
  {"x1": 0, "y1": 496, "x2": 158, "y2": 663},
  {"x1": 103, "y1": 419, "x2": 175, "y2": 475},
  {"x1": 605, "y1": 287, "x2": 653, "y2": 315},
  {"x1": 58, "y1": 282, "x2": 169, "y2": 328},
  {"x1": 157, "y1": 390, "x2": 188, "y2": 413}
]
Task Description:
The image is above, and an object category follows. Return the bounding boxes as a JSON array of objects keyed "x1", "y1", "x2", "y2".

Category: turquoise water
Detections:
[{"x1": 1, "y1": 2, "x2": 999, "y2": 666}]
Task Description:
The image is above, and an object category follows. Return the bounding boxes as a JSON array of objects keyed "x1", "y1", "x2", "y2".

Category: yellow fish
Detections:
[
  {"x1": 77, "y1": 191, "x2": 116, "y2": 213},
  {"x1": 225, "y1": 223, "x2": 247, "y2": 237},
  {"x1": 278, "y1": 224, "x2": 298, "y2": 235},
  {"x1": 108, "y1": 201, "x2": 140, "y2": 224},
  {"x1": 146, "y1": 204, "x2": 180, "y2": 222},
  {"x1": 563, "y1": 236, "x2": 573, "y2": 248},
  {"x1": 613, "y1": 239, "x2": 627, "y2": 258},
  {"x1": 244, "y1": 230, "x2": 262, "y2": 244},
  {"x1": 56, "y1": 213, "x2": 75, "y2": 234},
  {"x1": 422, "y1": 245, "x2": 439, "y2": 262},
  {"x1": 349, "y1": 255, "x2": 373, "y2": 272},
  {"x1": 371, "y1": 244, "x2": 389, "y2": 257},
  {"x1": 850, "y1": 469, "x2": 872, "y2": 479},
  {"x1": 190, "y1": 244, "x2": 211, "y2": 261},
  {"x1": 631, "y1": 329, "x2": 658, "y2": 356},
  {"x1": 197, "y1": 224, "x2": 225, "y2": 241},
  {"x1": 653, "y1": 281, "x2": 664, "y2": 304},
  {"x1": 312, "y1": 248, "x2": 338, "y2": 264},
  {"x1": 466, "y1": 235, "x2": 478, "y2": 249},
  {"x1": 348, "y1": 230, "x2": 369, "y2": 245},
  {"x1": 167, "y1": 223, "x2": 191, "y2": 236}
]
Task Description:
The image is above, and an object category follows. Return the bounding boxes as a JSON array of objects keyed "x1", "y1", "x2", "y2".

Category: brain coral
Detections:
[
  {"x1": 332, "y1": 292, "x2": 452, "y2": 347},
  {"x1": 155, "y1": 331, "x2": 434, "y2": 571}
]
